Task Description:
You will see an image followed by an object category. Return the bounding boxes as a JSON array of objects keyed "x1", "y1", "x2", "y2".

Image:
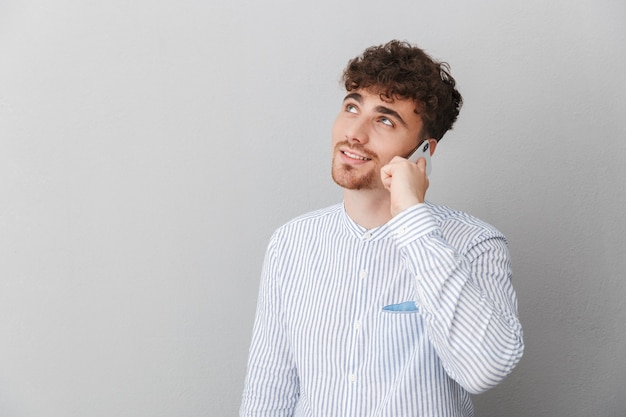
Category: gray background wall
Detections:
[{"x1": 1, "y1": 0, "x2": 624, "y2": 416}]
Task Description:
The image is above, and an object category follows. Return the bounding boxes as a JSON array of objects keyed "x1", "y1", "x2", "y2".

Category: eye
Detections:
[
  {"x1": 379, "y1": 116, "x2": 394, "y2": 127},
  {"x1": 345, "y1": 103, "x2": 358, "y2": 113}
]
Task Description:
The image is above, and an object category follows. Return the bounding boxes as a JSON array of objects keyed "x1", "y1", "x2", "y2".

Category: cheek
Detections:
[
  {"x1": 378, "y1": 145, "x2": 408, "y2": 164},
  {"x1": 331, "y1": 117, "x2": 344, "y2": 140},
  {"x1": 331, "y1": 124, "x2": 349, "y2": 153}
]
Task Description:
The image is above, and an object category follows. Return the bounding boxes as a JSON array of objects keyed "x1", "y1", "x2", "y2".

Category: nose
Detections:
[{"x1": 345, "y1": 119, "x2": 369, "y2": 145}]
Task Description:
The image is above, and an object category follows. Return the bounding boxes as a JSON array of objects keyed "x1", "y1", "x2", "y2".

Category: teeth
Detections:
[{"x1": 344, "y1": 151, "x2": 370, "y2": 161}]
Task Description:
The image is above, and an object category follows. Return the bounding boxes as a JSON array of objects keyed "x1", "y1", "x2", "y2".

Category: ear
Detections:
[{"x1": 427, "y1": 138, "x2": 437, "y2": 156}]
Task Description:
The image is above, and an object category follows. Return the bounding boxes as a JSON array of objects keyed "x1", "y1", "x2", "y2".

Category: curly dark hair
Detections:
[{"x1": 342, "y1": 40, "x2": 463, "y2": 141}]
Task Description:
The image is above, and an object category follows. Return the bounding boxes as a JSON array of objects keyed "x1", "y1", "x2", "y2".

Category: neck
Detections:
[{"x1": 343, "y1": 188, "x2": 392, "y2": 229}]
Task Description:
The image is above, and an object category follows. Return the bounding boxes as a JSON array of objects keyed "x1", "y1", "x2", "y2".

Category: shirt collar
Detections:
[{"x1": 340, "y1": 203, "x2": 393, "y2": 242}]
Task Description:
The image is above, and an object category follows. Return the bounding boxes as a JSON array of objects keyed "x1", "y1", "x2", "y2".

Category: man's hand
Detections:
[{"x1": 380, "y1": 156, "x2": 429, "y2": 217}]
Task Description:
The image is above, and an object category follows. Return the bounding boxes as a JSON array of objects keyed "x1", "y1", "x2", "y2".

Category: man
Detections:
[{"x1": 240, "y1": 40, "x2": 523, "y2": 417}]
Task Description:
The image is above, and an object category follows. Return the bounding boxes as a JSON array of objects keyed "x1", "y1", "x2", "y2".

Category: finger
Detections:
[
  {"x1": 380, "y1": 164, "x2": 394, "y2": 188},
  {"x1": 380, "y1": 163, "x2": 393, "y2": 178}
]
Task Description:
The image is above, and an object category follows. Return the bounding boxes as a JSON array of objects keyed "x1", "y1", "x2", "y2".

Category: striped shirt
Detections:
[{"x1": 241, "y1": 202, "x2": 524, "y2": 417}]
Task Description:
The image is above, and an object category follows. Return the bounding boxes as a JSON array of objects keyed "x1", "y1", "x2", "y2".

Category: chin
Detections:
[{"x1": 331, "y1": 165, "x2": 377, "y2": 190}]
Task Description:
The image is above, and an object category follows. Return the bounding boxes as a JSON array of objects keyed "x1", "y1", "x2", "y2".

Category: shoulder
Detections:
[
  {"x1": 285, "y1": 203, "x2": 344, "y2": 225},
  {"x1": 270, "y1": 203, "x2": 343, "y2": 243}
]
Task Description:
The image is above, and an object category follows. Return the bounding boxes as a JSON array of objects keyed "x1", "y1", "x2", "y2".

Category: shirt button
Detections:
[
  {"x1": 397, "y1": 227, "x2": 407, "y2": 236},
  {"x1": 354, "y1": 320, "x2": 361, "y2": 330},
  {"x1": 359, "y1": 270, "x2": 368, "y2": 279},
  {"x1": 349, "y1": 373, "x2": 357, "y2": 382},
  {"x1": 363, "y1": 232, "x2": 372, "y2": 240}
]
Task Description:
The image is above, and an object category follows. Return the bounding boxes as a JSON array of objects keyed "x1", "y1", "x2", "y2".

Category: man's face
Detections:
[{"x1": 331, "y1": 89, "x2": 425, "y2": 190}]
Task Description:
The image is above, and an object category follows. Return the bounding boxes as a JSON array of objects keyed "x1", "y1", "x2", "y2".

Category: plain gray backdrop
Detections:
[{"x1": 1, "y1": 0, "x2": 625, "y2": 416}]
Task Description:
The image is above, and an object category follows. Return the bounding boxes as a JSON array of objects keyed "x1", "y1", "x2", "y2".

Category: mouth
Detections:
[{"x1": 341, "y1": 149, "x2": 372, "y2": 162}]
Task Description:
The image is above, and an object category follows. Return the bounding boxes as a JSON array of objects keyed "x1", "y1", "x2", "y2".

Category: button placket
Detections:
[{"x1": 347, "y1": 234, "x2": 374, "y2": 385}]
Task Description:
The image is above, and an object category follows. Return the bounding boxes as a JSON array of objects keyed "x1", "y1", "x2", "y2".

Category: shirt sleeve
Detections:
[
  {"x1": 388, "y1": 203, "x2": 524, "y2": 394},
  {"x1": 240, "y1": 234, "x2": 299, "y2": 417}
]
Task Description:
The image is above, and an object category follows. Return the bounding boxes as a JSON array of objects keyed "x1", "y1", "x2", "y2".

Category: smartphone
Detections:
[{"x1": 407, "y1": 140, "x2": 432, "y2": 176}]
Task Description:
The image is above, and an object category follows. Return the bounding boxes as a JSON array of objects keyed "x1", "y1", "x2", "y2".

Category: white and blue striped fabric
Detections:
[{"x1": 241, "y1": 202, "x2": 524, "y2": 417}]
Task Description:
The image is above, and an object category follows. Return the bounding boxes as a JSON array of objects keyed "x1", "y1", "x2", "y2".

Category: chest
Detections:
[{"x1": 279, "y1": 236, "x2": 425, "y2": 360}]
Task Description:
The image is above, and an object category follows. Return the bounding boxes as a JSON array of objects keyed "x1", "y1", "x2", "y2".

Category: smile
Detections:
[{"x1": 342, "y1": 150, "x2": 371, "y2": 161}]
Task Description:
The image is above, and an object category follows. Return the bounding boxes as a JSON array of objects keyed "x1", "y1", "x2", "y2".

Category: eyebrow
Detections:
[{"x1": 343, "y1": 92, "x2": 408, "y2": 128}]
